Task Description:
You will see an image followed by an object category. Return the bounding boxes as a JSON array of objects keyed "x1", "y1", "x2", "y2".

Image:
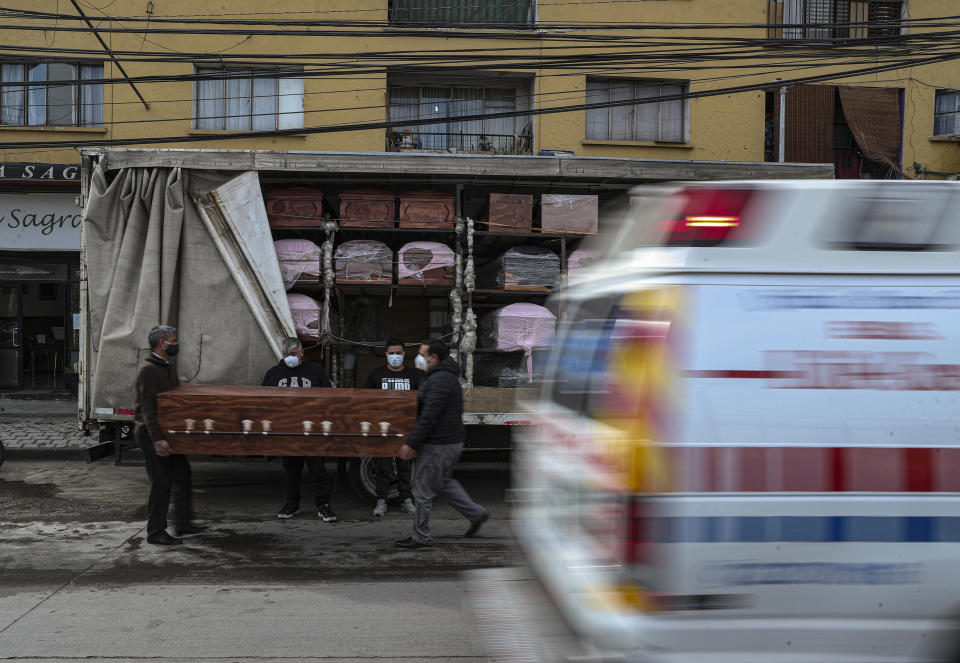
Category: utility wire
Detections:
[{"x1": 1, "y1": 50, "x2": 956, "y2": 150}]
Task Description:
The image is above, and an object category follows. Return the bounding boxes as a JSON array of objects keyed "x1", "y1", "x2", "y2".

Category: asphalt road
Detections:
[{"x1": 0, "y1": 456, "x2": 517, "y2": 662}]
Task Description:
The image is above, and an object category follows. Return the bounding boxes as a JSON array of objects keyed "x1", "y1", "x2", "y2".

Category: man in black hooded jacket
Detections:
[
  {"x1": 395, "y1": 339, "x2": 489, "y2": 548},
  {"x1": 262, "y1": 337, "x2": 337, "y2": 523}
]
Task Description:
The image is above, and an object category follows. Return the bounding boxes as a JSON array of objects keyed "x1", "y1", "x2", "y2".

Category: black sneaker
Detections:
[
  {"x1": 318, "y1": 504, "x2": 337, "y2": 522},
  {"x1": 277, "y1": 504, "x2": 299, "y2": 519}
]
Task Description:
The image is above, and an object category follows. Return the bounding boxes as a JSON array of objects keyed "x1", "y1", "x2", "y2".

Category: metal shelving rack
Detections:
[{"x1": 271, "y1": 191, "x2": 585, "y2": 390}]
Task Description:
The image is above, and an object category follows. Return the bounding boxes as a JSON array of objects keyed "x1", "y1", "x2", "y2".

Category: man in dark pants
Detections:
[
  {"x1": 262, "y1": 337, "x2": 337, "y2": 523},
  {"x1": 135, "y1": 325, "x2": 203, "y2": 546},
  {"x1": 395, "y1": 339, "x2": 489, "y2": 548},
  {"x1": 363, "y1": 338, "x2": 422, "y2": 518}
]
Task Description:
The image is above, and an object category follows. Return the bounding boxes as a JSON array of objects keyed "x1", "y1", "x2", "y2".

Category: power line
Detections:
[{"x1": 1, "y1": 50, "x2": 955, "y2": 150}]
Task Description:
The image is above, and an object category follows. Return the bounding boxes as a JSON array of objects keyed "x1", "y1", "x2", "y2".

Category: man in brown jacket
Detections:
[{"x1": 135, "y1": 325, "x2": 202, "y2": 546}]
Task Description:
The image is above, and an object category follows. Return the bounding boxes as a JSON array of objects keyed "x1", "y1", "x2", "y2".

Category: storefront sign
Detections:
[
  {"x1": 0, "y1": 193, "x2": 82, "y2": 251},
  {"x1": 0, "y1": 162, "x2": 80, "y2": 181}
]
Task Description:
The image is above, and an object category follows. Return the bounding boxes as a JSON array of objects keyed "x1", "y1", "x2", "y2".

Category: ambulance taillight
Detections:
[{"x1": 662, "y1": 188, "x2": 755, "y2": 246}]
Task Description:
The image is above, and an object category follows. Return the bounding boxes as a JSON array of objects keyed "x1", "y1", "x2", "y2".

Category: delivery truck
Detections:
[{"x1": 76, "y1": 148, "x2": 830, "y2": 500}]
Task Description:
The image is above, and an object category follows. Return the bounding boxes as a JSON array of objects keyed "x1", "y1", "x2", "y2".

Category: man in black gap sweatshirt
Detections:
[
  {"x1": 363, "y1": 338, "x2": 423, "y2": 517},
  {"x1": 261, "y1": 337, "x2": 337, "y2": 523}
]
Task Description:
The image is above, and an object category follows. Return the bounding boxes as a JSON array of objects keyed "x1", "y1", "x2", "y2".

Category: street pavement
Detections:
[
  {"x1": 0, "y1": 455, "x2": 518, "y2": 662},
  {"x1": 0, "y1": 398, "x2": 96, "y2": 451}
]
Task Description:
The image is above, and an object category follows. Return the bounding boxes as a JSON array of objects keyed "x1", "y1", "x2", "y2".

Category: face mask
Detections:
[
  {"x1": 165, "y1": 343, "x2": 179, "y2": 357},
  {"x1": 387, "y1": 354, "x2": 404, "y2": 369},
  {"x1": 414, "y1": 355, "x2": 428, "y2": 371},
  {"x1": 284, "y1": 355, "x2": 301, "y2": 368}
]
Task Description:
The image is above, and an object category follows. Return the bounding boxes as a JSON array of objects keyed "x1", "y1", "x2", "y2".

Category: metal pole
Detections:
[{"x1": 778, "y1": 85, "x2": 787, "y2": 163}]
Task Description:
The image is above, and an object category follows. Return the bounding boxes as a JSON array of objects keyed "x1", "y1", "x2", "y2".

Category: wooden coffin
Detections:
[
  {"x1": 540, "y1": 194, "x2": 599, "y2": 234},
  {"x1": 397, "y1": 265, "x2": 455, "y2": 286},
  {"x1": 157, "y1": 385, "x2": 417, "y2": 457},
  {"x1": 486, "y1": 193, "x2": 533, "y2": 232},
  {"x1": 339, "y1": 189, "x2": 396, "y2": 228},
  {"x1": 266, "y1": 188, "x2": 330, "y2": 228},
  {"x1": 398, "y1": 190, "x2": 456, "y2": 228}
]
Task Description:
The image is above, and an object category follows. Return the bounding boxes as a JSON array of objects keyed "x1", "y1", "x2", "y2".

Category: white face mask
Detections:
[
  {"x1": 284, "y1": 355, "x2": 301, "y2": 368},
  {"x1": 387, "y1": 354, "x2": 404, "y2": 369},
  {"x1": 414, "y1": 354, "x2": 428, "y2": 371}
]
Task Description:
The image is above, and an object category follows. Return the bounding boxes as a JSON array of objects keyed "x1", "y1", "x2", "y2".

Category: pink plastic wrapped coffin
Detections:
[
  {"x1": 397, "y1": 242, "x2": 455, "y2": 281},
  {"x1": 480, "y1": 302, "x2": 557, "y2": 351},
  {"x1": 567, "y1": 249, "x2": 598, "y2": 284},
  {"x1": 479, "y1": 303, "x2": 556, "y2": 382},
  {"x1": 287, "y1": 293, "x2": 322, "y2": 339},
  {"x1": 274, "y1": 239, "x2": 321, "y2": 290}
]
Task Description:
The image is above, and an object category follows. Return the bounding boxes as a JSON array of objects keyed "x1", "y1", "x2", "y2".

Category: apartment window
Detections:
[
  {"x1": 934, "y1": 90, "x2": 960, "y2": 137},
  {"x1": 389, "y1": 0, "x2": 533, "y2": 25},
  {"x1": 195, "y1": 69, "x2": 304, "y2": 131},
  {"x1": 773, "y1": 0, "x2": 905, "y2": 39},
  {"x1": 387, "y1": 85, "x2": 530, "y2": 153},
  {"x1": 1, "y1": 62, "x2": 103, "y2": 127},
  {"x1": 585, "y1": 79, "x2": 687, "y2": 143},
  {"x1": 782, "y1": 0, "x2": 850, "y2": 39}
]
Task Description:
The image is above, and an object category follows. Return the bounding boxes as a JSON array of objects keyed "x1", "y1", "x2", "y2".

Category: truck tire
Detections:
[
  {"x1": 0, "y1": 437, "x2": 5, "y2": 467},
  {"x1": 347, "y1": 457, "x2": 403, "y2": 504}
]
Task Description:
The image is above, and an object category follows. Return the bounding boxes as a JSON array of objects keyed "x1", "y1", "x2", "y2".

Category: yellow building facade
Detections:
[{"x1": 0, "y1": 0, "x2": 955, "y2": 177}]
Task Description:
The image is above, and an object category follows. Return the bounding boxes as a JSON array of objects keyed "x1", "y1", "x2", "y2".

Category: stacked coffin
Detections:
[
  {"x1": 567, "y1": 249, "x2": 598, "y2": 284},
  {"x1": 334, "y1": 240, "x2": 393, "y2": 284},
  {"x1": 265, "y1": 187, "x2": 331, "y2": 228},
  {"x1": 274, "y1": 239, "x2": 321, "y2": 290},
  {"x1": 484, "y1": 193, "x2": 534, "y2": 232},
  {"x1": 540, "y1": 194, "x2": 599, "y2": 234},
  {"x1": 397, "y1": 242, "x2": 455, "y2": 285},
  {"x1": 398, "y1": 190, "x2": 456, "y2": 229},
  {"x1": 287, "y1": 293, "x2": 323, "y2": 340},
  {"x1": 479, "y1": 303, "x2": 557, "y2": 385},
  {"x1": 339, "y1": 189, "x2": 396, "y2": 228},
  {"x1": 478, "y1": 246, "x2": 560, "y2": 290}
]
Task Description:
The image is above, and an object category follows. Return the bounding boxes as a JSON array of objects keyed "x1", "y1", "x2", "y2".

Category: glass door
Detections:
[{"x1": 0, "y1": 283, "x2": 22, "y2": 389}]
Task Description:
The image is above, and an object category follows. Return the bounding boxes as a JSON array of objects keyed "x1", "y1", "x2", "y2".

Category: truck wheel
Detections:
[
  {"x1": 348, "y1": 457, "x2": 399, "y2": 504},
  {"x1": 0, "y1": 437, "x2": 5, "y2": 467}
]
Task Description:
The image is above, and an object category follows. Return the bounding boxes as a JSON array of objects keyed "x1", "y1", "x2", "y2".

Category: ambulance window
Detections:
[
  {"x1": 824, "y1": 188, "x2": 959, "y2": 251},
  {"x1": 549, "y1": 296, "x2": 620, "y2": 415}
]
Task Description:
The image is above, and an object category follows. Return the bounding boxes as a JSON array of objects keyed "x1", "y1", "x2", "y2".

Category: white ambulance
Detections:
[{"x1": 513, "y1": 181, "x2": 960, "y2": 662}]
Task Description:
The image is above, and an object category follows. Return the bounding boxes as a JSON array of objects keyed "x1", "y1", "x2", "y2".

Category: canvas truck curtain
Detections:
[
  {"x1": 839, "y1": 86, "x2": 903, "y2": 172},
  {"x1": 84, "y1": 166, "x2": 282, "y2": 412}
]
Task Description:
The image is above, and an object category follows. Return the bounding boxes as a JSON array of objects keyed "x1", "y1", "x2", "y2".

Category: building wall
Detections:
[{"x1": 0, "y1": 0, "x2": 957, "y2": 175}]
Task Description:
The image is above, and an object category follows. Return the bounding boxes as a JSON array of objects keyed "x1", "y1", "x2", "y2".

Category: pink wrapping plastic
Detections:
[
  {"x1": 397, "y1": 242, "x2": 455, "y2": 279},
  {"x1": 287, "y1": 293, "x2": 322, "y2": 338},
  {"x1": 479, "y1": 303, "x2": 556, "y2": 382},
  {"x1": 274, "y1": 239, "x2": 321, "y2": 290},
  {"x1": 567, "y1": 249, "x2": 597, "y2": 283}
]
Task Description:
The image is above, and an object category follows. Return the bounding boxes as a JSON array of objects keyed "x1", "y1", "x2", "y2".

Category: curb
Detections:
[{"x1": 2, "y1": 443, "x2": 111, "y2": 462}]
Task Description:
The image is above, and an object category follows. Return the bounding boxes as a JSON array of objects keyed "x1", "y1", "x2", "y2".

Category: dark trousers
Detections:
[
  {"x1": 282, "y1": 456, "x2": 331, "y2": 508},
  {"x1": 137, "y1": 430, "x2": 193, "y2": 538},
  {"x1": 375, "y1": 457, "x2": 413, "y2": 500}
]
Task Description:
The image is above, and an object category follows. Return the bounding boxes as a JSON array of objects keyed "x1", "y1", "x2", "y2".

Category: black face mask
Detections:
[{"x1": 165, "y1": 343, "x2": 179, "y2": 357}]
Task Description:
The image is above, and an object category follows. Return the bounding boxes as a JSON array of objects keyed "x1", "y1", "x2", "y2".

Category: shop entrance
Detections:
[{"x1": 0, "y1": 280, "x2": 76, "y2": 392}]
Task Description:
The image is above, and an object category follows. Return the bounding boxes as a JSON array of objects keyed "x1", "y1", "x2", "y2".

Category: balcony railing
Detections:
[
  {"x1": 388, "y1": 0, "x2": 534, "y2": 26},
  {"x1": 386, "y1": 130, "x2": 533, "y2": 155}
]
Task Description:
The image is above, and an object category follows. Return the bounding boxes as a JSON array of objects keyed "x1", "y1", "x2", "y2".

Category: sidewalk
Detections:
[{"x1": 0, "y1": 398, "x2": 97, "y2": 451}]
